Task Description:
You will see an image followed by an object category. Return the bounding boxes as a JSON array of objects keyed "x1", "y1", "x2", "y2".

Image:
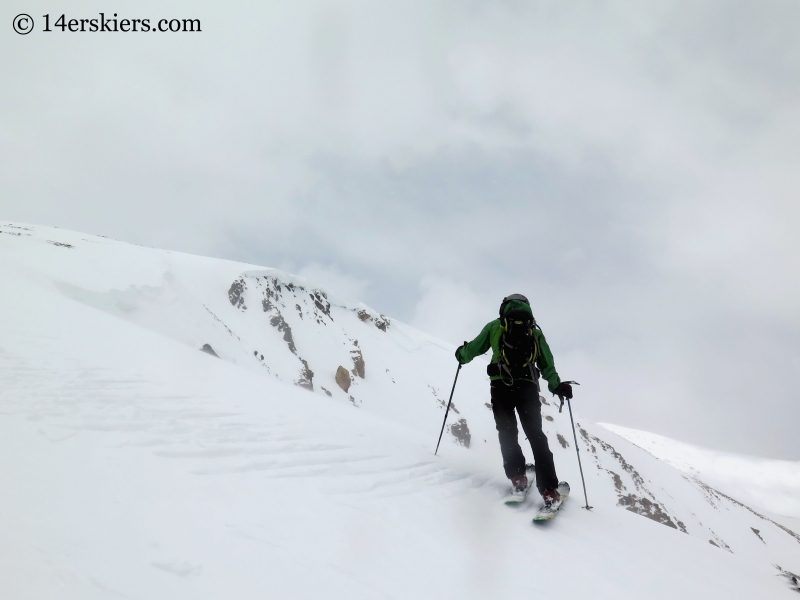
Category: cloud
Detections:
[
  {"x1": 297, "y1": 263, "x2": 369, "y2": 304},
  {"x1": 2, "y1": 0, "x2": 799, "y2": 458},
  {"x1": 410, "y1": 275, "x2": 491, "y2": 345}
]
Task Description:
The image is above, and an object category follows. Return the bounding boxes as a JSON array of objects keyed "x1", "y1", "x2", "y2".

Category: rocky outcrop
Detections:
[
  {"x1": 350, "y1": 345, "x2": 365, "y2": 379},
  {"x1": 357, "y1": 309, "x2": 390, "y2": 331},
  {"x1": 296, "y1": 359, "x2": 314, "y2": 391},
  {"x1": 450, "y1": 419, "x2": 471, "y2": 448},
  {"x1": 335, "y1": 366, "x2": 351, "y2": 392},
  {"x1": 229, "y1": 274, "x2": 330, "y2": 390},
  {"x1": 200, "y1": 344, "x2": 219, "y2": 357},
  {"x1": 581, "y1": 427, "x2": 687, "y2": 534},
  {"x1": 228, "y1": 278, "x2": 247, "y2": 310},
  {"x1": 259, "y1": 277, "x2": 332, "y2": 325},
  {"x1": 310, "y1": 290, "x2": 332, "y2": 321},
  {"x1": 617, "y1": 494, "x2": 684, "y2": 531},
  {"x1": 269, "y1": 313, "x2": 297, "y2": 355},
  {"x1": 775, "y1": 565, "x2": 800, "y2": 593}
]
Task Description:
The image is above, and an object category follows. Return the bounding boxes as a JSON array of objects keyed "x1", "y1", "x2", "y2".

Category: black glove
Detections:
[
  {"x1": 455, "y1": 341, "x2": 468, "y2": 364},
  {"x1": 554, "y1": 381, "x2": 573, "y2": 399}
]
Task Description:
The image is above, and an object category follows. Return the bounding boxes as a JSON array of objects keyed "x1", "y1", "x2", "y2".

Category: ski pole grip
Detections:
[{"x1": 555, "y1": 381, "x2": 578, "y2": 413}]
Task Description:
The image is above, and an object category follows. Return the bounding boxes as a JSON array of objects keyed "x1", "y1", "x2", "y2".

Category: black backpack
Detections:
[{"x1": 497, "y1": 308, "x2": 540, "y2": 385}]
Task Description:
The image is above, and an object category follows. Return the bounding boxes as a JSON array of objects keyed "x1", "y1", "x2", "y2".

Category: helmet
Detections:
[{"x1": 499, "y1": 294, "x2": 529, "y2": 316}]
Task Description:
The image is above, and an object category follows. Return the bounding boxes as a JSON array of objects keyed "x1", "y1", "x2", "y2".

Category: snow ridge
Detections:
[{"x1": 0, "y1": 221, "x2": 798, "y2": 598}]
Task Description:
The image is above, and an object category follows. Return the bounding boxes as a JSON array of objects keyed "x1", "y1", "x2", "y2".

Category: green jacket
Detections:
[{"x1": 455, "y1": 299, "x2": 562, "y2": 392}]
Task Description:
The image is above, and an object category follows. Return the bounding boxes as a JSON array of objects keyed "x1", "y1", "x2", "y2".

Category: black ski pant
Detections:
[{"x1": 490, "y1": 379, "x2": 559, "y2": 493}]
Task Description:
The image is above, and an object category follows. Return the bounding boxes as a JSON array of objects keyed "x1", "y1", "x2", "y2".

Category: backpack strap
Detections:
[{"x1": 492, "y1": 311, "x2": 542, "y2": 387}]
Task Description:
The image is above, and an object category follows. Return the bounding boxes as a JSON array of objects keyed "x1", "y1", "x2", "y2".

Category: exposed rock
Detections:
[
  {"x1": 321, "y1": 387, "x2": 332, "y2": 397},
  {"x1": 256, "y1": 276, "x2": 331, "y2": 324},
  {"x1": 707, "y1": 531, "x2": 732, "y2": 552},
  {"x1": 582, "y1": 429, "x2": 646, "y2": 491},
  {"x1": 335, "y1": 366, "x2": 351, "y2": 392},
  {"x1": 295, "y1": 358, "x2": 314, "y2": 390},
  {"x1": 373, "y1": 315, "x2": 389, "y2": 331},
  {"x1": 775, "y1": 565, "x2": 800, "y2": 593},
  {"x1": 583, "y1": 428, "x2": 687, "y2": 534},
  {"x1": 691, "y1": 477, "x2": 724, "y2": 509},
  {"x1": 310, "y1": 291, "x2": 332, "y2": 320},
  {"x1": 751, "y1": 527, "x2": 765, "y2": 543},
  {"x1": 450, "y1": 418, "x2": 471, "y2": 448},
  {"x1": 430, "y1": 385, "x2": 459, "y2": 414},
  {"x1": 608, "y1": 470, "x2": 625, "y2": 492},
  {"x1": 47, "y1": 241, "x2": 73, "y2": 248},
  {"x1": 228, "y1": 278, "x2": 247, "y2": 310},
  {"x1": 252, "y1": 351, "x2": 271, "y2": 374},
  {"x1": 556, "y1": 433, "x2": 569, "y2": 448},
  {"x1": 269, "y1": 314, "x2": 297, "y2": 355},
  {"x1": 203, "y1": 305, "x2": 240, "y2": 340},
  {"x1": 200, "y1": 344, "x2": 219, "y2": 358},
  {"x1": 356, "y1": 309, "x2": 390, "y2": 331},
  {"x1": 350, "y1": 348, "x2": 365, "y2": 379},
  {"x1": 261, "y1": 277, "x2": 280, "y2": 312},
  {"x1": 617, "y1": 494, "x2": 686, "y2": 532},
  {"x1": 544, "y1": 415, "x2": 554, "y2": 422}
]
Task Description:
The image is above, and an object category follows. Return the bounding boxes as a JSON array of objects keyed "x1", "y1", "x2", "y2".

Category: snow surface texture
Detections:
[
  {"x1": 1, "y1": 222, "x2": 798, "y2": 599},
  {"x1": 601, "y1": 423, "x2": 800, "y2": 519}
]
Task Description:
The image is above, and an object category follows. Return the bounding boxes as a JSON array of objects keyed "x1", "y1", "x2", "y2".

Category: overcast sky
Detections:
[{"x1": 3, "y1": 0, "x2": 800, "y2": 459}]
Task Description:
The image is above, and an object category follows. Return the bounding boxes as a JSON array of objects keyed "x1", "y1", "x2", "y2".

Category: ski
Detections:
[
  {"x1": 532, "y1": 481, "x2": 570, "y2": 521},
  {"x1": 504, "y1": 465, "x2": 536, "y2": 504},
  {"x1": 504, "y1": 479, "x2": 534, "y2": 504}
]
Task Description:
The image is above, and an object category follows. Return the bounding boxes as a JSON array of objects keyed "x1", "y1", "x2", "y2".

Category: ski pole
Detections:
[
  {"x1": 435, "y1": 363, "x2": 462, "y2": 456},
  {"x1": 559, "y1": 381, "x2": 593, "y2": 510}
]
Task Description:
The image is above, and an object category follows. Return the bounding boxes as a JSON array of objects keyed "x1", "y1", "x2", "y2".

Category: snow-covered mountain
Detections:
[
  {"x1": 1, "y1": 221, "x2": 798, "y2": 599},
  {"x1": 600, "y1": 423, "x2": 800, "y2": 518}
]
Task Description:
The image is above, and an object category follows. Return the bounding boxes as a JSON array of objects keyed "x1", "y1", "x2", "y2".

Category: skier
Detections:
[{"x1": 455, "y1": 294, "x2": 573, "y2": 506}]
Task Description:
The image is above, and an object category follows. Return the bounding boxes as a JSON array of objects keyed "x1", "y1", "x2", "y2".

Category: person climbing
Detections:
[{"x1": 455, "y1": 294, "x2": 573, "y2": 505}]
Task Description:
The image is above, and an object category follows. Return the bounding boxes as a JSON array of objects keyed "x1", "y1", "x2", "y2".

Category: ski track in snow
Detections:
[
  {"x1": 0, "y1": 355, "x2": 470, "y2": 500},
  {"x1": 1, "y1": 222, "x2": 799, "y2": 599}
]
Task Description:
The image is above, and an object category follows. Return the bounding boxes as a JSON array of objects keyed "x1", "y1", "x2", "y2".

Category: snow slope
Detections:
[
  {"x1": 1, "y1": 222, "x2": 798, "y2": 598},
  {"x1": 600, "y1": 423, "x2": 800, "y2": 519}
]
